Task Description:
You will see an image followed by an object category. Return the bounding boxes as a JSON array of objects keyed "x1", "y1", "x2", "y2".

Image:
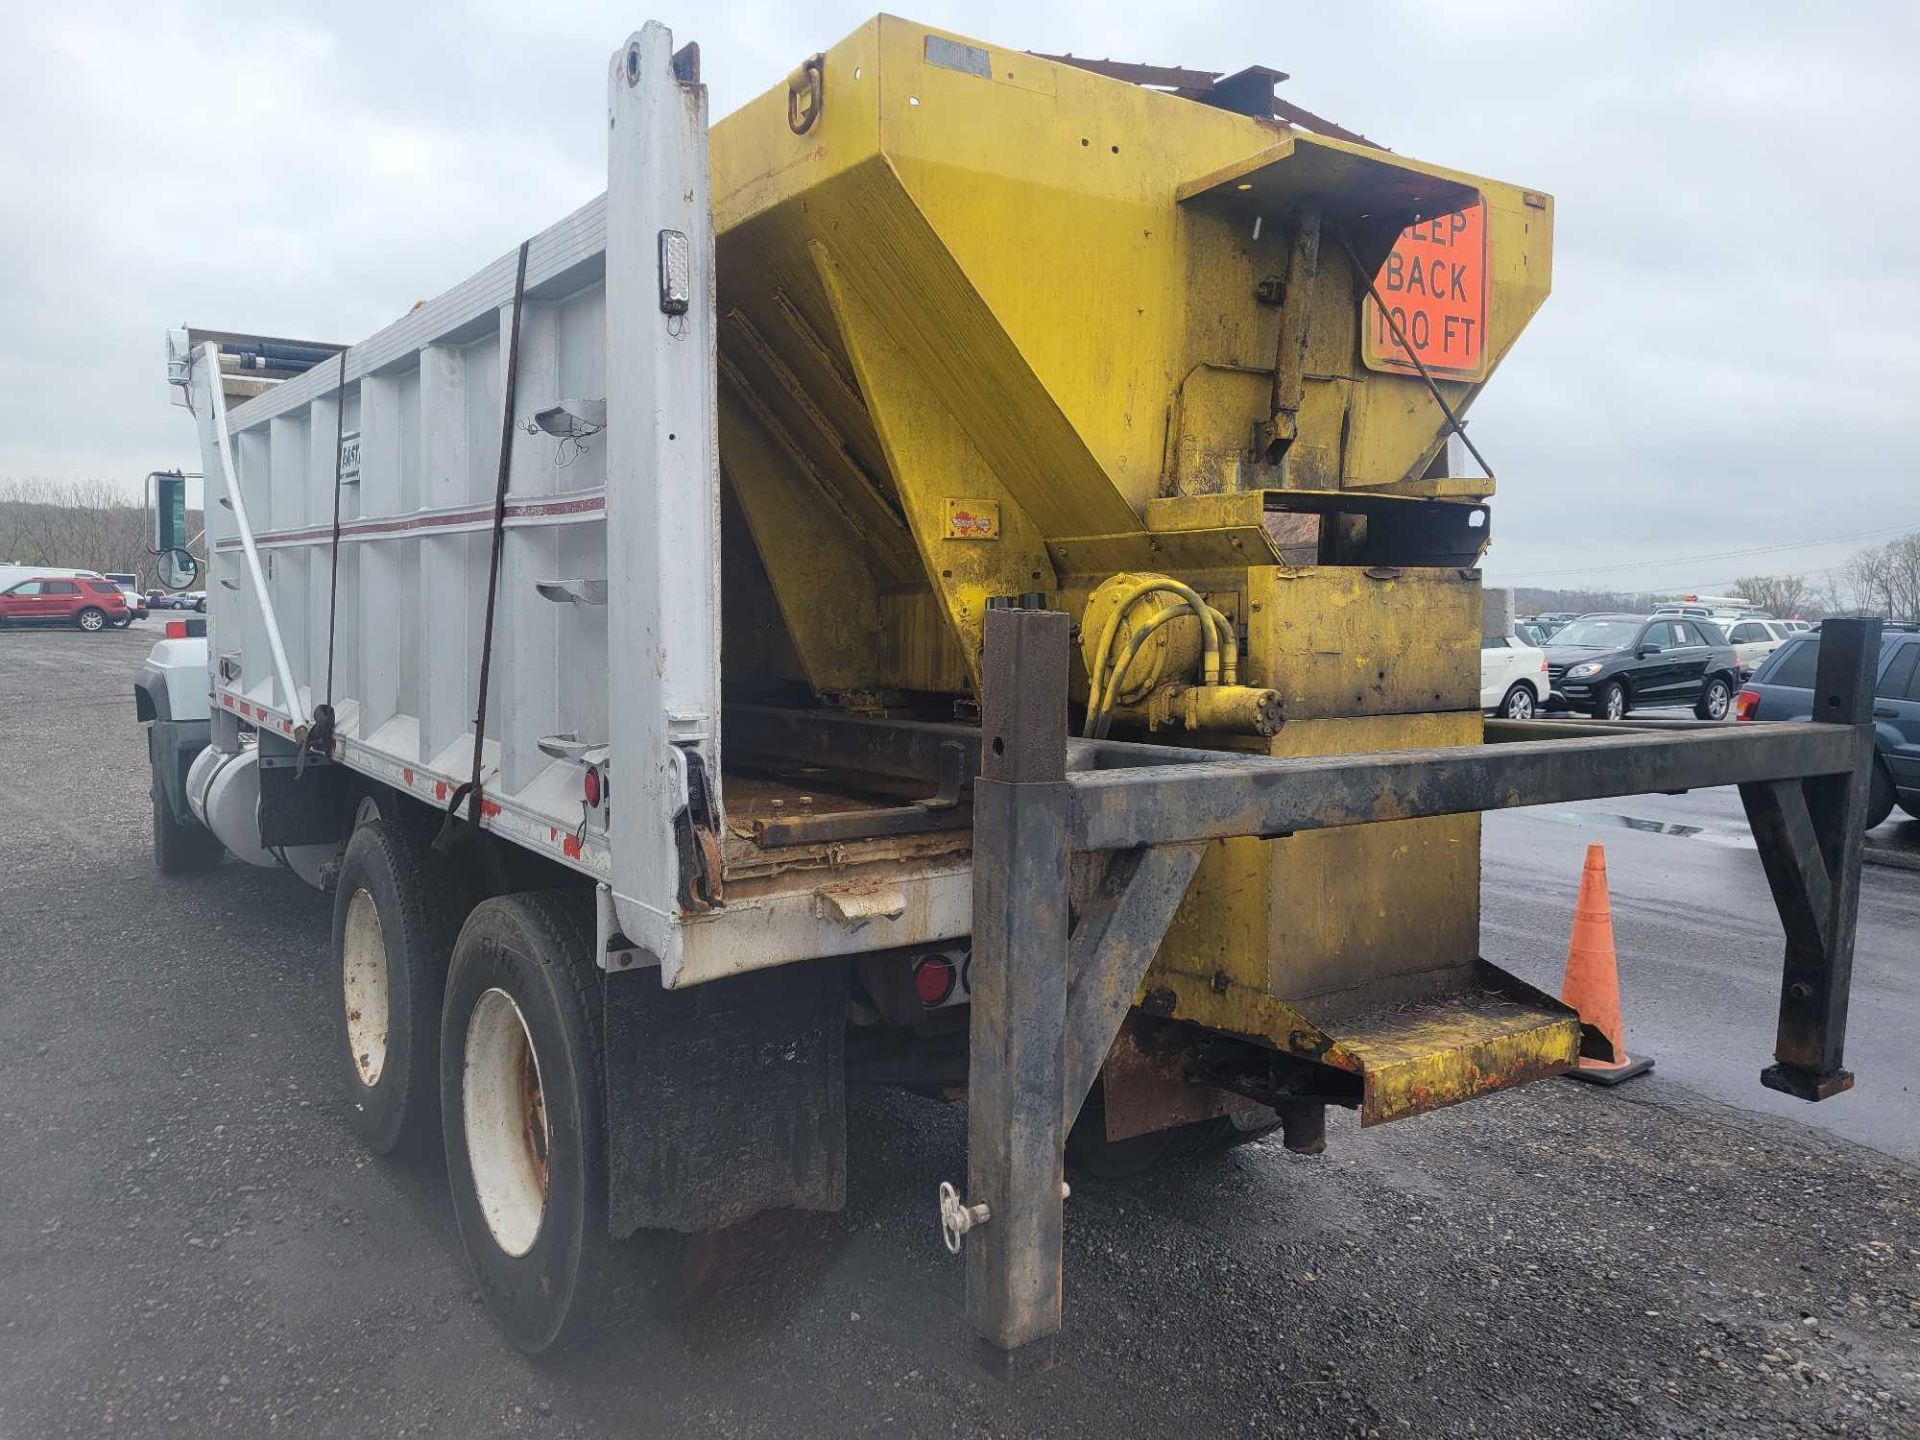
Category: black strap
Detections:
[{"x1": 435, "y1": 238, "x2": 532, "y2": 852}]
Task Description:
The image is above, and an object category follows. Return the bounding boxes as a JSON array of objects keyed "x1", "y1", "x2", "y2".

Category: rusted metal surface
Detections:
[
  {"x1": 753, "y1": 802, "x2": 972, "y2": 847},
  {"x1": 1097, "y1": 1017, "x2": 1258, "y2": 1142},
  {"x1": 1317, "y1": 968, "x2": 1583, "y2": 1127},
  {"x1": 1068, "y1": 721, "x2": 1864, "y2": 852},
  {"x1": 1030, "y1": 52, "x2": 1380, "y2": 146},
  {"x1": 1027, "y1": 55, "x2": 1248, "y2": 91},
  {"x1": 519, "y1": 1037, "x2": 550, "y2": 1203}
]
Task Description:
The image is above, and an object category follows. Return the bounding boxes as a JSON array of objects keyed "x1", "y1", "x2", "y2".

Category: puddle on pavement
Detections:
[{"x1": 1549, "y1": 810, "x2": 1755, "y2": 850}]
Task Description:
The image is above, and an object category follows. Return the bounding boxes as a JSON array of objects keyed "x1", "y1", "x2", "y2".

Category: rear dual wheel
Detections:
[
  {"x1": 330, "y1": 819, "x2": 476, "y2": 1157},
  {"x1": 440, "y1": 893, "x2": 658, "y2": 1353}
]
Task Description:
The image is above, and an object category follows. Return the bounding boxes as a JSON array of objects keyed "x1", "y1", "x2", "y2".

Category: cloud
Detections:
[{"x1": 1, "y1": 0, "x2": 1914, "y2": 595}]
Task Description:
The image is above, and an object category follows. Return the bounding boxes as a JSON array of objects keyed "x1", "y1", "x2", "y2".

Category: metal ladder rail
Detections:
[{"x1": 196, "y1": 341, "x2": 311, "y2": 735}]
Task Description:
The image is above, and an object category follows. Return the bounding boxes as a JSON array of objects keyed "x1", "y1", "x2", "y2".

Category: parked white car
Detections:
[
  {"x1": 1482, "y1": 636, "x2": 1550, "y2": 719},
  {"x1": 1723, "y1": 617, "x2": 1790, "y2": 677}
]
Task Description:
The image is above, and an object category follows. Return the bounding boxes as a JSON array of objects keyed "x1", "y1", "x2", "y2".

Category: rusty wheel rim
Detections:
[
  {"x1": 341, "y1": 888, "x2": 390, "y2": 1087},
  {"x1": 463, "y1": 987, "x2": 549, "y2": 1257}
]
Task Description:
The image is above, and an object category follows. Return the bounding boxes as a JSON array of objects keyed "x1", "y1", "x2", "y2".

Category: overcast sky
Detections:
[{"x1": 3, "y1": 1, "x2": 1914, "y2": 595}]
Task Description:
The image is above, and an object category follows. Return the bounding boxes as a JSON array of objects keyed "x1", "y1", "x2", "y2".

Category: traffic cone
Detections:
[{"x1": 1559, "y1": 843, "x2": 1653, "y2": 1085}]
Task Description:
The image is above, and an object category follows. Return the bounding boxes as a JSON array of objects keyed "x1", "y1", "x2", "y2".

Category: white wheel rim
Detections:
[
  {"x1": 81, "y1": 611, "x2": 102, "y2": 630},
  {"x1": 1508, "y1": 690, "x2": 1533, "y2": 719},
  {"x1": 464, "y1": 987, "x2": 549, "y2": 1258},
  {"x1": 341, "y1": 889, "x2": 390, "y2": 1087}
]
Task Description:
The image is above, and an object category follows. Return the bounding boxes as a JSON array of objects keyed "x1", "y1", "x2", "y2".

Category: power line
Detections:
[{"x1": 1497, "y1": 520, "x2": 1920, "y2": 583}]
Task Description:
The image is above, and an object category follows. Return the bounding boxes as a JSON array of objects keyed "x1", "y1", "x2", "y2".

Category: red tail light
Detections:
[
  {"x1": 1733, "y1": 689, "x2": 1760, "y2": 722},
  {"x1": 912, "y1": 955, "x2": 956, "y2": 1006},
  {"x1": 583, "y1": 764, "x2": 604, "y2": 808},
  {"x1": 165, "y1": 620, "x2": 188, "y2": 639}
]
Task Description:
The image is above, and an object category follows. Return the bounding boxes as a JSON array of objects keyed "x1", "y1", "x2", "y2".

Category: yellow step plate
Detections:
[{"x1": 1321, "y1": 962, "x2": 1582, "y2": 1127}]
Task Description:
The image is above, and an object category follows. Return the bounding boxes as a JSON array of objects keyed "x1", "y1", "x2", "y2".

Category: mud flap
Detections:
[
  {"x1": 256, "y1": 733, "x2": 351, "y2": 848},
  {"x1": 602, "y1": 956, "x2": 849, "y2": 1236}
]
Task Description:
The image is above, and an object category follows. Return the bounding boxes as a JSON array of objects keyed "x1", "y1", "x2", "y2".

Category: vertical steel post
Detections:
[
  {"x1": 966, "y1": 605, "x2": 1072, "y2": 1374},
  {"x1": 1757, "y1": 615, "x2": 1879, "y2": 1100}
]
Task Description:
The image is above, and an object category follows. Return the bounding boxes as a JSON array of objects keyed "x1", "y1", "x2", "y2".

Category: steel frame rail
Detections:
[{"x1": 961, "y1": 608, "x2": 1880, "y2": 1371}]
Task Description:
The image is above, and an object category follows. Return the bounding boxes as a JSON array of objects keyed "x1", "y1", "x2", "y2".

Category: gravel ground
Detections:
[{"x1": 1, "y1": 624, "x2": 1915, "y2": 1438}]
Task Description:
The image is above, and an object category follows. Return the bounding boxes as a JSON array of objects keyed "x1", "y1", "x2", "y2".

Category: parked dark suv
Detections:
[
  {"x1": 1544, "y1": 613, "x2": 1744, "y2": 720},
  {"x1": 1739, "y1": 626, "x2": 1920, "y2": 830}
]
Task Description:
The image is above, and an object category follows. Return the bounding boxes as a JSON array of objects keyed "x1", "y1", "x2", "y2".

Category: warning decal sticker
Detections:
[
  {"x1": 944, "y1": 498, "x2": 1002, "y2": 540},
  {"x1": 1361, "y1": 197, "x2": 1488, "y2": 382}
]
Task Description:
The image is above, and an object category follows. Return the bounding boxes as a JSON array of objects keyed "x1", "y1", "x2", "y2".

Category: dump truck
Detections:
[{"x1": 134, "y1": 19, "x2": 1881, "y2": 1367}]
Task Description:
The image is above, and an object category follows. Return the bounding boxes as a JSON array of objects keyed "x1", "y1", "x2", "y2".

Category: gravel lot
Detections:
[{"x1": 1, "y1": 623, "x2": 1915, "y2": 1438}]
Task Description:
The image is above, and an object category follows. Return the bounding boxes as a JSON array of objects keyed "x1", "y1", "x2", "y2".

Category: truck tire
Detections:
[
  {"x1": 1065, "y1": 1080, "x2": 1279, "y2": 1182},
  {"x1": 442, "y1": 892, "x2": 659, "y2": 1353},
  {"x1": 331, "y1": 820, "x2": 475, "y2": 1159},
  {"x1": 74, "y1": 606, "x2": 107, "y2": 633},
  {"x1": 152, "y1": 780, "x2": 223, "y2": 875}
]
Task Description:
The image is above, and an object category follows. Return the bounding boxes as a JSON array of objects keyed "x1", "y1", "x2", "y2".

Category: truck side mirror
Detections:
[
  {"x1": 156, "y1": 548, "x2": 199, "y2": 590},
  {"x1": 146, "y1": 471, "x2": 201, "y2": 591},
  {"x1": 150, "y1": 470, "x2": 189, "y2": 554}
]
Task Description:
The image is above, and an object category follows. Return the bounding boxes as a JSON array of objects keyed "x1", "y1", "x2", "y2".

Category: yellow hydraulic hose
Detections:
[
  {"x1": 1091, "y1": 606, "x2": 1182, "y2": 739},
  {"x1": 1206, "y1": 604, "x2": 1238, "y2": 685}
]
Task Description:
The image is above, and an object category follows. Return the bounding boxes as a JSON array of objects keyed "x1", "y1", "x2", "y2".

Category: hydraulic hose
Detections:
[{"x1": 1082, "y1": 577, "x2": 1222, "y2": 738}]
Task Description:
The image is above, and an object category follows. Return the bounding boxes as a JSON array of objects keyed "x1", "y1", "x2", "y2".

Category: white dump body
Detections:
[{"x1": 177, "y1": 25, "x2": 972, "y2": 985}]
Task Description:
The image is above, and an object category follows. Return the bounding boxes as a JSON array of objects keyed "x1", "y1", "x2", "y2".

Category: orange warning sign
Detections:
[{"x1": 1362, "y1": 197, "x2": 1487, "y2": 382}]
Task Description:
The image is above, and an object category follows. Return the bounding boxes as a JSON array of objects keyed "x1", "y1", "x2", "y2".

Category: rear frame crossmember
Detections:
[{"x1": 959, "y1": 608, "x2": 1878, "y2": 1370}]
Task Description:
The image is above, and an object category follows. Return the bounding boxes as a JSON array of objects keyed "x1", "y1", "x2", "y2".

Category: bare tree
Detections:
[
  {"x1": 1732, "y1": 573, "x2": 1819, "y2": 619},
  {"x1": 1822, "y1": 534, "x2": 1920, "y2": 621},
  {"x1": 0, "y1": 476, "x2": 201, "y2": 585}
]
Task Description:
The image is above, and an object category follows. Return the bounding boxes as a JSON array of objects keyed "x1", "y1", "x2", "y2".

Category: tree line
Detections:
[
  {"x1": 0, "y1": 478, "x2": 203, "y2": 587},
  {"x1": 1516, "y1": 533, "x2": 1920, "y2": 624}
]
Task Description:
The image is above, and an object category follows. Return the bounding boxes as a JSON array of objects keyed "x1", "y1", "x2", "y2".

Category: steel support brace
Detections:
[
  {"x1": 1740, "y1": 617, "x2": 1879, "y2": 1101},
  {"x1": 1061, "y1": 842, "x2": 1208, "y2": 1123},
  {"x1": 966, "y1": 607, "x2": 1072, "y2": 1372}
]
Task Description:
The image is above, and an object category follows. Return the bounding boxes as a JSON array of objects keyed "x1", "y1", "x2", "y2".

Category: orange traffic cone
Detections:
[{"x1": 1559, "y1": 843, "x2": 1653, "y2": 1086}]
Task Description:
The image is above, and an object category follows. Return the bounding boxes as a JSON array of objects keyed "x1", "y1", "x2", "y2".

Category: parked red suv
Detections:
[{"x1": 0, "y1": 576, "x2": 130, "y2": 632}]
